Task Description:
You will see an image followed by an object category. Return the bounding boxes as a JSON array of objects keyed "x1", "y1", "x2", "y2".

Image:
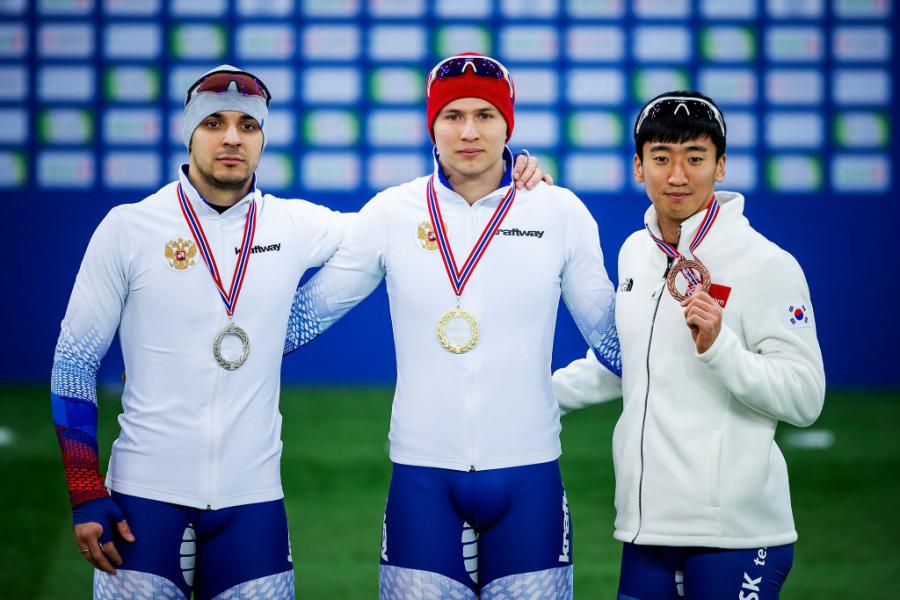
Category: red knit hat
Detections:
[{"x1": 426, "y1": 53, "x2": 515, "y2": 142}]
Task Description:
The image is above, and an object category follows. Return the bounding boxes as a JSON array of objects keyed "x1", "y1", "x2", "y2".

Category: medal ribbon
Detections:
[
  {"x1": 646, "y1": 196, "x2": 719, "y2": 285},
  {"x1": 426, "y1": 175, "x2": 516, "y2": 297},
  {"x1": 177, "y1": 183, "x2": 257, "y2": 317}
]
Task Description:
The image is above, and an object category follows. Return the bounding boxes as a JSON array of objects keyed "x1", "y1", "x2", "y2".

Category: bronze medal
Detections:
[{"x1": 666, "y1": 258, "x2": 711, "y2": 302}]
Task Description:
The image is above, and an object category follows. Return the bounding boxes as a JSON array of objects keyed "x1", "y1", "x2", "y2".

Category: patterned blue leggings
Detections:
[{"x1": 92, "y1": 492, "x2": 293, "y2": 600}]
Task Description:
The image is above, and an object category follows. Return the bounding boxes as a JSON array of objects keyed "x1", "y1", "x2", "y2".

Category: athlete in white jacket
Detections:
[
  {"x1": 552, "y1": 92, "x2": 825, "y2": 600},
  {"x1": 284, "y1": 54, "x2": 619, "y2": 599},
  {"x1": 50, "y1": 65, "x2": 348, "y2": 599}
]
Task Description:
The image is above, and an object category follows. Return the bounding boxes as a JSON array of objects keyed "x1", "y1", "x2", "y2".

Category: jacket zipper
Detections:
[
  {"x1": 631, "y1": 257, "x2": 672, "y2": 543},
  {"x1": 206, "y1": 216, "x2": 228, "y2": 510},
  {"x1": 206, "y1": 338, "x2": 224, "y2": 510},
  {"x1": 466, "y1": 206, "x2": 479, "y2": 472}
]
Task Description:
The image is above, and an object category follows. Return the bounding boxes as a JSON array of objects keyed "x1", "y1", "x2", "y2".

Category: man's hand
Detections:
[
  {"x1": 72, "y1": 497, "x2": 135, "y2": 574},
  {"x1": 513, "y1": 152, "x2": 554, "y2": 190},
  {"x1": 681, "y1": 291, "x2": 722, "y2": 354}
]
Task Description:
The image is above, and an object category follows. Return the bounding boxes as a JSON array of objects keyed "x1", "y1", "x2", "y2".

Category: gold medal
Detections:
[
  {"x1": 425, "y1": 175, "x2": 516, "y2": 355},
  {"x1": 666, "y1": 258, "x2": 711, "y2": 302},
  {"x1": 436, "y1": 308, "x2": 479, "y2": 354}
]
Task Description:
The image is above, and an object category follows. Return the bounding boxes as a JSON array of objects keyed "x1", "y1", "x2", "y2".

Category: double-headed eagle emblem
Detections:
[
  {"x1": 165, "y1": 236, "x2": 197, "y2": 271},
  {"x1": 417, "y1": 221, "x2": 438, "y2": 252}
]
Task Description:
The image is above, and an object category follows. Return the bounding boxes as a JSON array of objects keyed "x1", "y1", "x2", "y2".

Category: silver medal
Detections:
[{"x1": 213, "y1": 319, "x2": 250, "y2": 370}]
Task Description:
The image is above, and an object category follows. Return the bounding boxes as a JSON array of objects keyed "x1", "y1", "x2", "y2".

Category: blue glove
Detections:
[{"x1": 72, "y1": 496, "x2": 125, "y2": 545}]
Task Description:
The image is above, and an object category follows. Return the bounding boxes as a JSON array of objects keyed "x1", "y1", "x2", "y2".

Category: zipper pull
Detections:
[
  {"x1": 663, "y1": 256, "x2": 674, "y2": 277},
  {"x1": 653, "y1": 258, "x2": 675, "y2": 299}
]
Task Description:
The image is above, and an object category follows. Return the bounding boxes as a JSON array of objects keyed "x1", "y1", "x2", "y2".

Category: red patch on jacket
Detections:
[{"x1": 709, "y1": 283, "x2": 731, "y2": 308}]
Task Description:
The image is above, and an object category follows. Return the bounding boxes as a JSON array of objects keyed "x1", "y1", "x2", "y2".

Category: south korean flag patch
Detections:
[{"x1": 785, "y1": 302, "x2": 814, "y2": 328}]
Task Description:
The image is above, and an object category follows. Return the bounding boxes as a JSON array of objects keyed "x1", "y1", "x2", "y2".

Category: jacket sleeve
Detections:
[
  {"x1": 301, "y1": 202, "x2": 354, "y2": 269},
  {"x1": 51, "y1": 208, "x2": 130, "y2": 507},
  {"x1": 552, "y1": 348, "x2": 623, "y2": 415},
  {"x1": 697, "y1": 251, "x2": 826, "y2": 427},
  {"x1": 558, "y1": 189, "x2": 622, "y2": 378},
  {"x1": 284, "y1": 196, "x2": 387, "y2": 354}
]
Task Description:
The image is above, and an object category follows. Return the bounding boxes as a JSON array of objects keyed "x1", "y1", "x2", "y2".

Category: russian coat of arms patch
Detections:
[
  {"x1": 165, "y1": 236, "x2": 197, "y2": 271},
  {"x1": 417, "y1": 221, "x2": 438, "y2": 252}
]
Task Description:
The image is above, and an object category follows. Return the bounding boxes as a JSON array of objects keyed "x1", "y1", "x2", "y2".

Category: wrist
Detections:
[
  {"x1": 71, "y1": 494, "x2": 114, "y2": 526},
  {"x1": 697, "y1": 321, "x2": 733, "y2": 362},
  {"x1": 70, "y1": 486, "x2": 110, "y2": 509}
]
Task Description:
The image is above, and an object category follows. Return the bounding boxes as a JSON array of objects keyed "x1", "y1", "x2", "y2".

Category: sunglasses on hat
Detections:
[
  {"x1": 425, "y1": 55, "x2": 515, "y2": 100},
  {"x1": 634, "y1": 96, "x2": 726, "y2": 138},
  {"x1": 185, "y1": 70, "x2": 272, "y2": 107}
]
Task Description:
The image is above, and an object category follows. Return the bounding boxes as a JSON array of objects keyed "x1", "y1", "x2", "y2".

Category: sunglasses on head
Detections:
[
  {"x1": 634, "y1": 96, "x2": 726, "y2": 138},
  {"x1": 185, "y1": 70, "x2": 272, "y2": 107},
  {"x1": 425, "y1": 55, "x2": 515, "y2": 99}
]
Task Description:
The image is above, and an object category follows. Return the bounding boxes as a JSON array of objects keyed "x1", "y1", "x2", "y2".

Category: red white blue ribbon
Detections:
[
  {"x1": 647, "y1": 196, "x2": 719, "y2": 285},
  {"x1": 177, "y1": 183, "x2": 257, "y2": 316},
  {"x1": 426, "y1": 175, "x2": 515, "y2": 297}
]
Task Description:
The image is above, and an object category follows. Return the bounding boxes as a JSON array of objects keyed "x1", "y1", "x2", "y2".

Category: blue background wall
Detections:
[{"x1": 3, "y1": 0, "x2": 897, "y2": 387}]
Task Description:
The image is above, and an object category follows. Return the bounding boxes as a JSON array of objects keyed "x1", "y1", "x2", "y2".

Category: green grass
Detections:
[{"x1": 1, "y1": 388, "x2": 898, "y2": 598}]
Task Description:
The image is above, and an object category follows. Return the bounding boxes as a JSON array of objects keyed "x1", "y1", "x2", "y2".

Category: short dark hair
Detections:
[{"x1": 634, "y1": 91, "x2": 726, "y2": 162}]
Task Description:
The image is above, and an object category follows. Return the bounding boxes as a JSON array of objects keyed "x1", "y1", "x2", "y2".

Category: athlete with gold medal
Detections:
[{"x1": 283, "y1": 53, "x2": 619, "y2": 599}]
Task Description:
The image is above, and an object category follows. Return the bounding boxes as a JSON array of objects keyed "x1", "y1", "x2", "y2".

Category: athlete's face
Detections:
[
  {"x1": 433, "y1": 97, "x2": 508, "y2": 183},
  {"x1": 634, "y1": 135, "x2": 725, "y2": 232},
  {"x1": 188, "y1": 111, "x2": 263, "y2": 192}
]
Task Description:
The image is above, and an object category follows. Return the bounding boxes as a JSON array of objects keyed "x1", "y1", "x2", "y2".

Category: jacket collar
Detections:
[
  {"x1": 178, "y1": 164, "x2": 258, "y2": 217},
  {"x1": 431, "y1": 146, "x2": 513, "y2": 206},
  {"x1": 644, "y1": 191, "x2": 745, "y2": 255}
]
